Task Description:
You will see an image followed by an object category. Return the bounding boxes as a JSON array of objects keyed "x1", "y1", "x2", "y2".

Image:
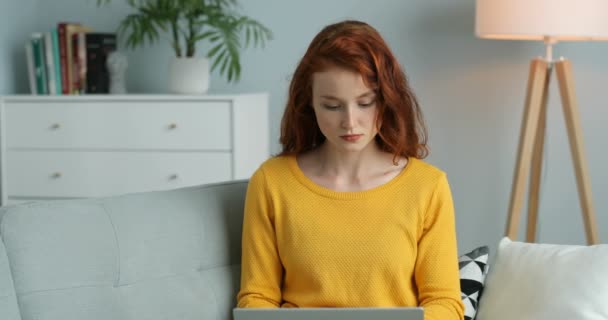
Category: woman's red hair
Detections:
[{"x1": 279, "y1": 20, "x2": 428, "y2": 160}]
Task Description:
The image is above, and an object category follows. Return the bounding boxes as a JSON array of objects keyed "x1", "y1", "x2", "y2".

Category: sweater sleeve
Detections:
[
  {"x1": 236, "y1": 168, "x2": 283, "y2": 308},
  {"x1": 415, "y1": 173, "x2": 465, "y2": 320}
]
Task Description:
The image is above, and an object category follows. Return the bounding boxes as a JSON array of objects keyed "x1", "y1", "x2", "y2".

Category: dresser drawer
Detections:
[
  {"x1": 6, "y1": 150, "x2": 233, "y2": 198},
  {"x1": 4, "y1": 100, "x2": 231, "y2": 150}
]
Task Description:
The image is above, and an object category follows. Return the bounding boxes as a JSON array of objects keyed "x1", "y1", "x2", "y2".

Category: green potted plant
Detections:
[{"x1": 96, "y1": 0, "x2": 272, "y2": 93}]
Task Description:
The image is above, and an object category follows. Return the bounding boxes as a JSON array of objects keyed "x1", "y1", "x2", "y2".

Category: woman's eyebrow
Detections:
[
  {"x1": 357, "y1": 91, "x2": 376, "y2": 98},
  {"x1": 320, "y1": 91, "x2": 375, "y2": 100}
]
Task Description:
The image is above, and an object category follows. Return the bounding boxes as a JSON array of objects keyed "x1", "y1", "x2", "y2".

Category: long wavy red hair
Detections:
[{"x1": 279, "y1": 20, "x2": 428, "y2": 159}]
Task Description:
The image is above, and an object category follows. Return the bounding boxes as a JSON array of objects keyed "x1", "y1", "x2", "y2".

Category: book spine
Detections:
[
  {"x1": 77, "y1": 32, "x2": 87, "y2": 93},
  {"x1": 66, "y1": 24, "x2": 92, "y2": 94},
  {"x1": 71, "y1": 32, "x2": 87, "y2": 94},
  {"x1": 86, "y1": 33, "x2": 117, "y2": 93},
  {"x1": 31, "y1": 33, "x2": 48, "y2": 95},
  {"x1": 57, "y1": 23, "x2": 70, "y2": 94},
  {"x1": 44, "y1": 32, "x2": 57, "y2": 95},
  {"x1": 51, "y1": 29, "x2": 63, "y2": 95},
  {"x1": 25, "y1": 43, "x2": 37, "y2": 94},
  {"x1": 71, "y1": 33, "x2": 78, "y2": 94}
]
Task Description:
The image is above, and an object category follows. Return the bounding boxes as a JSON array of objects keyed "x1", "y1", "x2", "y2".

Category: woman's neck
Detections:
[{"x1": 316, "y1": 142, "x2": 388, "y2": 181}]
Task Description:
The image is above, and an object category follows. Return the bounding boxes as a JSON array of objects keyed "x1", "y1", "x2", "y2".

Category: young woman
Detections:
[{"x1": 237, "y1": 20, "x2": 464, "y2": 320}]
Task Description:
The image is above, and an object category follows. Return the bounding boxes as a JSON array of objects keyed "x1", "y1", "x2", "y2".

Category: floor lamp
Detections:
[{"x1": 475, "y1": 0, "x2": 608, "y2": 245}]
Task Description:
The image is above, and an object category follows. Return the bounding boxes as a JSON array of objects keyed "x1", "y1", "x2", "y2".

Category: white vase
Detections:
[{"x1": 168, "y1": 57, "x2": 210, "y2": 94}]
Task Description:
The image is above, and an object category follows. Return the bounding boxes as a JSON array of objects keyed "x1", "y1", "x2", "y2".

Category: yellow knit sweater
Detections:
[{"x1": 237, "y1": 155, "x2": 464, "y2": 320}]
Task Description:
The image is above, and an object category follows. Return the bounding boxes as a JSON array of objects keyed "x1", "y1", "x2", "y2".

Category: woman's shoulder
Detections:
[
  {"x1": 406, "y1": 157, "x2": 449, "y2": 183},
  {"x1": 246, "y1": 155, "x2": 299, "y2": 194},
  {"x1": 400, "y1": 158, "x2": 452, "y2": 203},
  {"x1": 259, "y1": 154, "x2": 293, "y2": 170},
  {"x1": 251, "y1": 154, "x2": 295, "y2": 180}
]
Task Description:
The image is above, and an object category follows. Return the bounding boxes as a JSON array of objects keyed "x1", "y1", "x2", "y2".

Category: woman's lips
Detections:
[{"x1": 340, "y1": 134, "x2": 362, "y2": 142}]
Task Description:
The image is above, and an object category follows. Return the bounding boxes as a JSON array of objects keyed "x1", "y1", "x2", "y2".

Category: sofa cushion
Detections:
[
  {"x1": 459, "y1": 246, "x2": 489, "y2": 320},
  {"x1": 0, "y1": 213, "x2": 22, "y2": 320},
  {"x1": 476, "y1": 237, "x2": 608, "y2": 320},
  {"x1": 0, "y1": 180, "x2": 247, "y2": 320}
]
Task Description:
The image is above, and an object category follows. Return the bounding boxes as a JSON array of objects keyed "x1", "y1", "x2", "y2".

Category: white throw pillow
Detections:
[{"x1": 476, "y1": 237, "x2": 608, "y2": 320}]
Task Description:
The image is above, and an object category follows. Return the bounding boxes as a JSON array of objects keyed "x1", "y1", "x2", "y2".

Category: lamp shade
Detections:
[{"x1": 476, "y1": 0, "x2": 608, "y2": 41}]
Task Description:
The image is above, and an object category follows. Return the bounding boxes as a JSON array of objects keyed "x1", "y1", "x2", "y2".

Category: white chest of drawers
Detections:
[{"x1": 0, "y1": 94, "x2": 269, "y2": 205}]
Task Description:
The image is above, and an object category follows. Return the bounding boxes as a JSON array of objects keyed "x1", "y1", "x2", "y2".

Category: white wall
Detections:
[
  {"x1": 2, "y1": 0, "x2": 608, "y2": 252},
  {"x1": 0, "y1": 0, "x2": 41, "y2": 93}
]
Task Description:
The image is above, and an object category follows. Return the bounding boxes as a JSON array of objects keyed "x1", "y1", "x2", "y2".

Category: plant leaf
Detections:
[
  {"x1": 210, "y1": 49, "x2": 227, "y2": 71},
  {"x1": 207, "y1": 43, "x2": 224, "y2": 58},
  {"x1": 192, "y1": 30, "x2": 216, "y2": 42},
  {"x1": 99, "y1": 0, "x2": 272, "y2": 83}
]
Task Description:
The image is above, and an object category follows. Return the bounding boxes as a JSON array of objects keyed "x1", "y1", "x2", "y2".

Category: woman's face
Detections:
[{"x1": 311, "y1": 66, "x2": 379, "y2": 153}]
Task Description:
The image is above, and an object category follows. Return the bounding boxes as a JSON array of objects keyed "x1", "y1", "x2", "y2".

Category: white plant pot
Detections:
[{"x1": 168, "y1": 57, "x2": 210, "y2": 94}]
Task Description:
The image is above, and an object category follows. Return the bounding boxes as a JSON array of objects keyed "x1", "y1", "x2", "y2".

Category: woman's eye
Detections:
[
  {"x1": 359, "y1": 101, "x2": 375, "y2": 107},
  {"x1": 323, "y1": 104, "x2": 340, "y2": 110}
]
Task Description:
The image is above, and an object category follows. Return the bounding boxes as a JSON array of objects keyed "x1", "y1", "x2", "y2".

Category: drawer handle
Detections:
[
  {"x1": 168, "y1": 174, "x2": 179, "y2": 181},
  {"x1": 168, "y1": 123, "x2": 178, "y2": 130},
  {"x1": 50, "y1": 123, "x2": 61, "y2": 130},
  {"x1": 51, "y1": 172, "x2": 62, "y2": 179}
]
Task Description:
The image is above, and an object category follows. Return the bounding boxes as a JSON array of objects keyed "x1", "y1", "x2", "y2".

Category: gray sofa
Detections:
[{"x1": 0, "y1": 180, "x2": 248, "y2": 320}]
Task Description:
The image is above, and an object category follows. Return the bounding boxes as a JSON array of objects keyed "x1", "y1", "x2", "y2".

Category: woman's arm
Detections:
[
  {"x1": 236, "y1": 168, "x2": 283, "y2": 307},
  {"x1": 415, "y1": 173, "x2": 464, "y2": 320}
]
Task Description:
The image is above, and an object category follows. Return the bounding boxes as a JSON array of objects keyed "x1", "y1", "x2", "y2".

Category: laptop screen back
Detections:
[{"x1": 233, "y1": 307, "x2": 424, "y2": 320}]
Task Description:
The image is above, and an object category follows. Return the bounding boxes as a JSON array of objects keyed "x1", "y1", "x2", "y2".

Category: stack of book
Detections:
[{"x1": 26, "y1": 22, "x2": 117, "y2": 95}]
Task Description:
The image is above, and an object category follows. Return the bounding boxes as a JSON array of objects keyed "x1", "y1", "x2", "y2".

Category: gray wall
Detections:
[
  {"x1": 1, "y1": 0, "x2": 607, "y2": 253},
  {"x1": 0, "y1": 0, "x2": 40, "y2": 94}
]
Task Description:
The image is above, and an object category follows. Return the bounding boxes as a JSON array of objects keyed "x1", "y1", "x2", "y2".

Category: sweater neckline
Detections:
[{"x1": 287, "y1": 155, "x2": 415, "y2": 200}]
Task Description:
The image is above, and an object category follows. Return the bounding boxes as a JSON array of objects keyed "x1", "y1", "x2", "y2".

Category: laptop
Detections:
[{"x1": 233, "y1": 307, "x2": 423, "y2": 320}]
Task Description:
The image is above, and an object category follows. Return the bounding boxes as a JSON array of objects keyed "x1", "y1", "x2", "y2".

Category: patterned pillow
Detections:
[{"x1": 459, "y1": 246, "x2": 489, "y2": 320}]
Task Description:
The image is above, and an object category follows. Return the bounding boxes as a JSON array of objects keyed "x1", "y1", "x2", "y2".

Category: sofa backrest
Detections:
[{"x1": 0, "y1": 180, "x2": 248, "y2": 320}]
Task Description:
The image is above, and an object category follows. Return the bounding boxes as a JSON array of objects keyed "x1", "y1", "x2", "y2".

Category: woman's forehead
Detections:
[{"x1": 312, "y1": 68, "x2": 372, "y2": 96}]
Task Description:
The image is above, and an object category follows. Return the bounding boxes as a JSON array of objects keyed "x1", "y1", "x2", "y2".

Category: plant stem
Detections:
[
  {"x1": 186, "y1": 16, "x2": 196, "y2": 57},
  {"x1": 171, "y1": 20, "x2": 182, "y2": 57}
]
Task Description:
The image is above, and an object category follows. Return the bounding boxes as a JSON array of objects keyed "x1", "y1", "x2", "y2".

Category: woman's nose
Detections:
[{"x1": 341, "y1": 106, "x2": 356, "y2": 129}]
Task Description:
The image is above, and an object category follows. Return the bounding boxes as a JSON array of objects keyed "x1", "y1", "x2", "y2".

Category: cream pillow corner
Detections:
[{"x1": 476, "y1": 237, "x2": 608, "y2": 320}]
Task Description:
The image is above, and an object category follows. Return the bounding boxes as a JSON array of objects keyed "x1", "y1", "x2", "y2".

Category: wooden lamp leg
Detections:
[
  {"x1": 526, "y1": 66, "x2": 552, "y2": 242},
  {"x1": 555, "y1": 59, "x2": 600, "y2": 245},
  {"x1": 505, "y1": 59, "x2": 550, "y2": 240}
]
